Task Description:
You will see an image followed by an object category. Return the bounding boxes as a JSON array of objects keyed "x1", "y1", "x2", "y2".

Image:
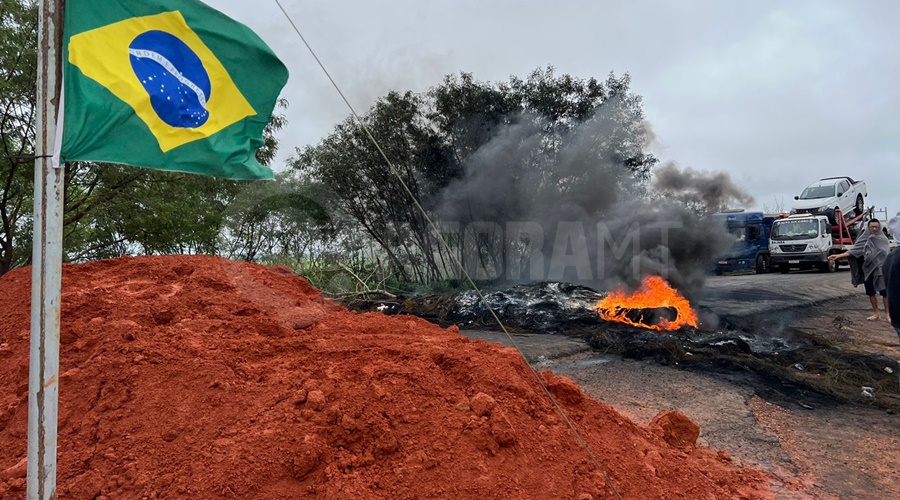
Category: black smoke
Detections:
[
  {"x1": 651, "y1": 162, "x2": 756, "y2": 213},
  {"x1": 434, "y1": 106, "x2": 738, "y2": 298}
]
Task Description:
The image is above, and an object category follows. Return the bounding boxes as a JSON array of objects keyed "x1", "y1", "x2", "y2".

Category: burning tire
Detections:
[{"x1": 594, "y1": 276, "x2": 698, "y2": 331}]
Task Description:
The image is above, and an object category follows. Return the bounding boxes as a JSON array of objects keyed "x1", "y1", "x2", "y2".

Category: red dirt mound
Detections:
[{"x1": 1, "y1": 255, "x2": 778, "y2": 499}]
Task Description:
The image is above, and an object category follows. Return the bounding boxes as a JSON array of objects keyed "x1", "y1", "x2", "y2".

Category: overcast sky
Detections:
[{"x1": 208, "y1": 0, "x2": 900, "y2": 221}]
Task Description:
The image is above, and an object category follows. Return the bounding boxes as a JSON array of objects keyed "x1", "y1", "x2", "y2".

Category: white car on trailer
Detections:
[{"x1": 791, "y1": 176, "x2": 867, "y2": 223}]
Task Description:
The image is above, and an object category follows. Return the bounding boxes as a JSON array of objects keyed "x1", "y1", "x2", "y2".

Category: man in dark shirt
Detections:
[{"x1": 884, "y1": 245, "x2": 900, "y2": 346}]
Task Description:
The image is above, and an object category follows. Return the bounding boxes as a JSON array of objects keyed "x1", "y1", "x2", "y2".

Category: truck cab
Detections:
[
  {"x1": 769, "y1": 214, "x2": 835, "y2": 273},
  {"x1": 712, "y1": 210, "x2": 774, "y2": 274},
  {"x1": 769, "y1": 208, "x2": 871, "y2": 273}
]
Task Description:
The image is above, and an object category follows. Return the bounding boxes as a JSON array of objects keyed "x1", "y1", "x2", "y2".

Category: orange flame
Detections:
[{"x1": 593, "y1": 276, "x2": 698, "y2": 331}]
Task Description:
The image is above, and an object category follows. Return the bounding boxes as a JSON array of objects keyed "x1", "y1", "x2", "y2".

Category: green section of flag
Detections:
[{"x1": 60, "y1": 0, "x2": 289, "y2": 180}]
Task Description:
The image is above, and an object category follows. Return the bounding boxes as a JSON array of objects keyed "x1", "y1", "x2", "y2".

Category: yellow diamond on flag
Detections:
[{"x1": 67, "y1": 11, "x2": 256, "y2": 153}]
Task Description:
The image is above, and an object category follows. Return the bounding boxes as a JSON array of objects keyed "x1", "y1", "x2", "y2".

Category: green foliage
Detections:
[
  {"x1": 221, "y1": 171, "x2": 338, "y2": 262},
  {"x1": 255, "y1": 98, "x2": 289, "y2": 166},
  {"x1": 294, "y1": 91, "x2": 448, "y2": 283},
  {"x1": 62, "y1": 164, "x2": 241, "y2": 260},
  {"x1": 0, "y1": 0, "x2": 37, "y2": 275}
]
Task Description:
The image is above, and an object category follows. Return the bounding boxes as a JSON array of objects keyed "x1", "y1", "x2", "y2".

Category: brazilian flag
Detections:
[{"x1": 60, "y1": 0, "x2": 289, "y2": 180}]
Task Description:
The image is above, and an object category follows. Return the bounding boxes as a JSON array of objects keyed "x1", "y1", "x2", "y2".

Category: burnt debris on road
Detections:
[{"x1": 339, "y1": 272, "x2": 900, "y2": 410}]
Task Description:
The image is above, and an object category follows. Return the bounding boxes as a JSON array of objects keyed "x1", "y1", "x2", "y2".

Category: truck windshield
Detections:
[
  {"x1": 799, "y1": 185, "x2": 835, "y2": 199},
  {"x1": 726, "y1": 225, "x2": 746, "y2": 241},
  {"x1": 771, "y1": 220, "x2": 819, "y2": 240}
]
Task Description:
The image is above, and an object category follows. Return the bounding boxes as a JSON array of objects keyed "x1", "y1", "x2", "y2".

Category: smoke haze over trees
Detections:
[{"x1": 295, "y1": 67, "x2": 736, "y2": 295}]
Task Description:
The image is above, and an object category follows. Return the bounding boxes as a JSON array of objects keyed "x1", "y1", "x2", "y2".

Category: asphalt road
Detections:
[
  {"x1": 699, "y1": 269, "x2": 858, "y2": 312},
  {"x1": 696, "y1": 268, "x2": 860, "y2": 330}
]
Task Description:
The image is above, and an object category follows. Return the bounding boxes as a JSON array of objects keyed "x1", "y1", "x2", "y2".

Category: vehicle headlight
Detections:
[
  {"x1": 818, "y1": 206, "x2": 830, "y2": 212},
  {"x1": 790, "y1": 209, "x2": 797, "y2": 214}
]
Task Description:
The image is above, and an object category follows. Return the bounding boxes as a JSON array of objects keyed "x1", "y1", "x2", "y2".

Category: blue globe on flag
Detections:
[{"x1": 129, "y1": 30, "x2": 211, "y2": 128}]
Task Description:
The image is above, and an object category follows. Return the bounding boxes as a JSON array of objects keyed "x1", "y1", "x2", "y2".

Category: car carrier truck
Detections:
[{"x1": 769, "y1": 207, "x2": 872, "y2": 273}]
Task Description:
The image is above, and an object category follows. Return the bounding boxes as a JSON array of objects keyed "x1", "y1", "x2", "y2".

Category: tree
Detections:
[
  {"x1": 294, "y1": 91, "x2": 452, "y2": 282},
  {"x1": 61, "y1": 166, "x2": 239, "y2": 259},
  {"x1": 0, "y1": 0, "x2": 37, "y2": 275},
  {"x1": 763, "y1": 196, "x2": 786, "y2": 214},
  {"x1": 220, "y1": 170, "x2": 337, "y2": 263},
  {"x1": 294, "y1": 66, "x2": 658, "y2": 284}
]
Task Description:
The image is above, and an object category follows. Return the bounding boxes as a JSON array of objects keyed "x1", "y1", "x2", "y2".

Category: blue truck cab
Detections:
[{"x1": 711, "y1": 210, "x2": 776, "y2": 274}]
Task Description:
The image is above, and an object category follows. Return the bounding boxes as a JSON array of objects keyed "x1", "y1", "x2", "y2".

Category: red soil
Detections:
[{"x1": 0, "y1": 255, "x2": 780, "y2": 499}]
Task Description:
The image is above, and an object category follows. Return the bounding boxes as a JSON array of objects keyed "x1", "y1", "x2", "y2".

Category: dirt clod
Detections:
[
  {"x1": 649, "y1": 410, "x2": 701, "y2": 449},
  {"x1": 306, "y1": 390, "x2": 326, "y2": 411},
  {"x1": 544, "y1": 371, "x2": 585, "y2": 405},
  {"x1": 470, "y1": 392, "x2": 496, "y2": 416}
]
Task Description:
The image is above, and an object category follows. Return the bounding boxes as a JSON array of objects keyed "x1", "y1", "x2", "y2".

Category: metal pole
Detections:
[{"x1": 28, "y1": 0, "x2": 65, "y2": 498}]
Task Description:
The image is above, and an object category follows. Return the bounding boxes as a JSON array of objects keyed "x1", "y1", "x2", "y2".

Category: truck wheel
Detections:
[
  {"x1": 819, "y1": 259, "x2": 837, "y2": 273},
  {"x1": 855, "y1": 194, "x2": 864, "y2": 216},
  {"x1": 755, "y1": 255, "x2": 768, "y2": 274},
  {"x1": 832, "y1": 208, "x2": 842, "y2": 225}
]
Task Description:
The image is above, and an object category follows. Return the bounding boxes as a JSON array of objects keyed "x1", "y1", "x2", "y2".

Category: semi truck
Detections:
[
  {"x1": 711, "y1": 210, "x2": 777, "y2": 274},
  {"x1": 769, "y1": 207, "x2": 872, "y2": 274}
]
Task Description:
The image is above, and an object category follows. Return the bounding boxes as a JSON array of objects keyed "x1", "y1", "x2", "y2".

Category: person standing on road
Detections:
[{"x1": 829, "y1": 219, "x2": 891, "y2": 321}]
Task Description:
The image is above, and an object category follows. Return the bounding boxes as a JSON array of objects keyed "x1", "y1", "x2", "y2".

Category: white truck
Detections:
[{"x1": 769, "y1": 208, "x2": 871, "y2": 274}]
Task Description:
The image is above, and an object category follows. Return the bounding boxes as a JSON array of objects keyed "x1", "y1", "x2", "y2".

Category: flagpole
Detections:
[{"x1": 28, "y1": 0, "x2": 65, "y2": 498}]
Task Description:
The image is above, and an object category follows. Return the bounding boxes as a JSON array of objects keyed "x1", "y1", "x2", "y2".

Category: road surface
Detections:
[{"x1": 698, "y1": 268, "x2": 859, "y2": 317}]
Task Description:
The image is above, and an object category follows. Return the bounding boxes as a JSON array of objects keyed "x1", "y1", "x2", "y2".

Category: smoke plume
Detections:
[
  {"x1": 434, "y1": 104, "x2": 737, "y2": 298},
  {"x1": 651, "y1": 162, "x2": 755, "y2": 213}
]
